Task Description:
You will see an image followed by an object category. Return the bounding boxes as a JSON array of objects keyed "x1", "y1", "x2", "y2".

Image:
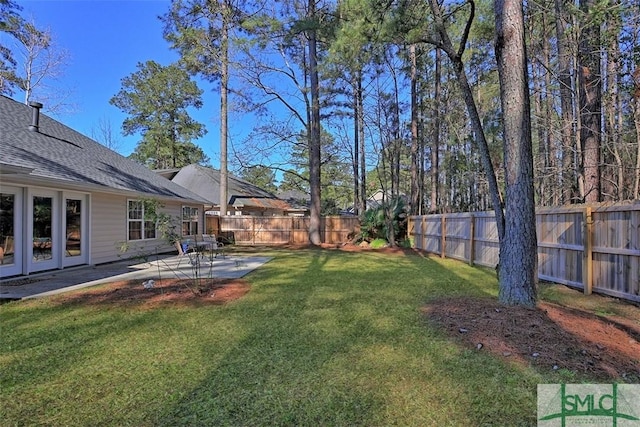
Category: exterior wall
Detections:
[
  {"x1": 0, "y1": 181, "x2": 95, "y2": 277},
  {"x1": 90, "y1": 193, "x2": 127, "y2": 264},
  {"x1": 91, "y1": 192, "x2": 200, "y2": 265},
  {"x1": 0, "y1": 178, "x2": 204, "y2": 278}
]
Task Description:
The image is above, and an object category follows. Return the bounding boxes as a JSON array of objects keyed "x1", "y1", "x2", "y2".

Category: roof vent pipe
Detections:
[{"x1": 28, "y1": 101, "x2": 43, "y2": 132}]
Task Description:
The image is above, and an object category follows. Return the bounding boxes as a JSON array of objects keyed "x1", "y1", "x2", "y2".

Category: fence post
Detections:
[
  {"x1": 421, "y1": 216, "x2": 426, "y2": 250},
  {"x1": 469, "y1": 214, "x2": 475, "y2": 266},
  {"x1": 408, "y1": 216, "x2": 414, "y2": 247},
  {"x1": 290, "y1": 216, "x2": 294, "y2": 244},
  {"x1": 252, "y1": 216, "x2": 256, "y2": 246},
  {"x1": 440, "y1": 215, "x2": 446, "y2": 258},
  {"x1": 583, "y1": 206, "x2": 593, "y2": 295}
]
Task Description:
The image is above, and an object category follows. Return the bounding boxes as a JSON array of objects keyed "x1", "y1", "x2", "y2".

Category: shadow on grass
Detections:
[
  {"x1": 3, "y1": 247, "x2": 586, "y2": 425},
  {"x1": 155, "y1": 248, "x2": 542, "y2": 426},
  {"x1": 423, "y1": 296, "x2": 640, "y2": 383},
  {"x1": 423, "y1": 251, "x2": 640, "y2": 382},
  {"x1": 0, "y1": 303, "x2": 165, "y2": 390}
]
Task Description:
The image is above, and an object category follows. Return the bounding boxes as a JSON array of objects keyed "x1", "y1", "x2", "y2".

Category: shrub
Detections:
[
  {"x1": 370, "y1": 238, "x2": 389, "y2": 249},
  {"x1": 358, "y1": 196, "x2": 408, "y2": 244}
]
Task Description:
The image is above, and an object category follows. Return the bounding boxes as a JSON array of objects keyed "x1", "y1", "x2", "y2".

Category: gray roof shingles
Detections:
[
  {"x1": 0, "y1": 96, "x2": 206, "y2": 203},
  {"x1": 170, "y1": 164, "x2": 291, "y2": 210}
]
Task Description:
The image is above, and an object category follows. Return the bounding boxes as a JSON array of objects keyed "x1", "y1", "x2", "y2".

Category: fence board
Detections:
[
  {"x1": 444, "y1": 213, "x2": 471, "y2": 262},
  {"x1": 471, "y1": 213, "x2": 499, "y2": 267},
  {"x1": 209, "y1": 215, "x2": 360, "y2": 246},
  {"x1": 409, "y1": 201, "x2": 640, "y2": 303},
  {"x1": 423, "y1": 216, "x2": 442, "y2": 254}
]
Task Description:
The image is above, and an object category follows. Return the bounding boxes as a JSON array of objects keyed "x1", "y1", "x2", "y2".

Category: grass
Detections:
[
  {"x1": 539, "y1": 280, "x2": 639, "y2": 319},
  {"x1": 0, "y1": 248, "x2": 628, "y2": 426}
]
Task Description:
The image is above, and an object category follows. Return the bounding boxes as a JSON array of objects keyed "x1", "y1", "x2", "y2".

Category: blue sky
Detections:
[{"x1": 16, "y1": 0, "x2": 224, "y2": 166}]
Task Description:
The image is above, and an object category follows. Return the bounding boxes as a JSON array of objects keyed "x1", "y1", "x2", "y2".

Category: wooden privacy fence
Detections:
[
  {"x1": 409, "y1": 201, "x2": 640, "y2": 303},
  {"x1": 206, "y1": 215, "x2": 360, "y2": 246}
]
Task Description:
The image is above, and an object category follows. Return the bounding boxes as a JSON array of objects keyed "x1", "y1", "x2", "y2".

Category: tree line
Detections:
[
  {"x1": 4, "y1": 0, "x2": 637, "y2": 213},
  {"x1": 163, "y1": 0, "x2": 640, "y2": 214},
  {"x1": 4, "y1": 0, "x2": 639, "y2": 306}
]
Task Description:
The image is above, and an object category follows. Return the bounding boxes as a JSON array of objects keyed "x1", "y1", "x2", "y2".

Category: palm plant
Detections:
[{"x1": 359, "y1": 196, "x2": 407, "y2": 245}]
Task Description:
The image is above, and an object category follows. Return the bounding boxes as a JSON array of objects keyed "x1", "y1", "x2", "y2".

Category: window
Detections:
[
  {"x1": 65, "y1": 199, "x2": 82, "y2": 257},
  {"x1": 128, "y1": 200, "x2": 157, "y2": 241},
  {"x1": 182, "y1": 206, "x2": 199, "y2": 236}
]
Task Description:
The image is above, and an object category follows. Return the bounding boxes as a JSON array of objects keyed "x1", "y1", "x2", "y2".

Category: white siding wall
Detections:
[
  {"x1": 91, "y1": 193, "x2": 126, "y2": 264},
  {"x1": 0, "y1": 178, "x2": 204, "y2": 275},
  {"x1": 90, "y1": 193, "x2": 195, "y2": 265}
]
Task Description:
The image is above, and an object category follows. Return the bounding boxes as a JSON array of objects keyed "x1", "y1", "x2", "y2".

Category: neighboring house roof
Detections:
[
  {"x1": 0, "y1": 96, "x2": 206, "y2": 203},
  {"x1": 276, "y1": 189, "x2": 310, "y2": 211},
  {"x1": 166, "y1": 164, "x2": 291, "y2": 211},
  {"x1": 366, "y1": 190, "x2": 409, "y2": 210},
  {"x1": 276, "y1": 189, "x2": 310, "y2": 202}
]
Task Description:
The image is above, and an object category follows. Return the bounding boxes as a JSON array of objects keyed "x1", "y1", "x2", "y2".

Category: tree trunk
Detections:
[
  {"x1": 388, "y1": 54, "x2": 401, "y2": 200},
  {"x1": 554, "y1": 0, "x2": 576, "y2": 204},
  {"x1": 358, "y1": 70, "x2": 367, "y2": 214},
  {"x1": 219, "y1": 0, "x2": 229, "y2": 216},
  {"x1": 634, "y1": 69, "x2": 640, "y2": 199},
  {"x1": 410, "y1": 44, "x2": 420, "y2": 215},
  {"x1": 578, "y1": 0, "x2": 602, "y2": 203},
  {"x1": 430, "y1": 48, "x2": 441, "y2": 213},
  {"x1": 426, "y1": 0, "x2": 505, "y2": 242},
  {"x1": 170, "y1": 112, "x2": 178, "y2": 168},
  {"x1": 530, "y1": 6, "x2": 555, "y2": 206},
  {"x1": 635, "y1": 97, "x2": 640, "y2": 199},
  {"x1": 307, "y1": 0, "x2": 322, "y2": 245},
  {"x1": 603, "y1": 2, "x2": 622, "y2": 200},
  {"x1": 454, "y1": 64, "x2": 505, "y2": 239},
  {"x1": 494, "y1": 0, "x2": 538, "y2": 307},
  {"x1": 532, "y1": 41, "x2": 546, "y2": 205},
  {"x1": 542, "y1": 14, "x2": 557, "y2": 206},
  {"x1": 352, "y1": 71, "x2": 360, "y2": 216}
]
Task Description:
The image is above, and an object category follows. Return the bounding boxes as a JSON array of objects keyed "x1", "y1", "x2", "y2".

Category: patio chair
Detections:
[
  {"x1": 175, "y1": 239, "x2": 199, "y2": 268},
  {"x1": 202, "y1": 234, "x2": 225, "y2": 260}
]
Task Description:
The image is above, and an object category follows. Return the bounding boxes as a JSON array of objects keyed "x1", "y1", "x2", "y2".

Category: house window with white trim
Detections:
[
  {"x1": 128, "y1": 200, "x2": 157, "y2": 240},
  {"x1": 182, "y1": 206, "x2": 199, "y2": 236}
]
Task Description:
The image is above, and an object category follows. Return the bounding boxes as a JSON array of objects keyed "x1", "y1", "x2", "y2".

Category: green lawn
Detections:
[{"x1": 0, "y1": 248, "x2": 628, "y2": 426}]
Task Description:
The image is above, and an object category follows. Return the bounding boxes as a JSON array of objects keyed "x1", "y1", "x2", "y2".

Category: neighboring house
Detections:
[
  {"x1": 0, "y1": 96, "x2": 208, "y2": 279},
  {"x1": 276, "y1": 189, "x2": 310, "y2": 216},
  {"x1": 366, "y1": 189, "x2": 408, "y2": 210},
  {"x1": 366, "y1": 189, "x2": 387, "y2": 209},
  {"x1": 157, "y1": 164, "x2": 296, "y2": 216}
]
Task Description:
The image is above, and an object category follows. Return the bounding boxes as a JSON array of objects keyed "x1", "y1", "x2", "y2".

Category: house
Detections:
[
  {"x1": 157, "y1": 164, "x2": 296, "y2": 217},
  {"x1": 366, "y1": 189, "x2": 408, "y2": 210},
  {"x1": 0, "y1": 96, "x2": 208, "y2": 279},
  {"x1": 276, "y1": 189, "x2": 310, "y2": 216}
]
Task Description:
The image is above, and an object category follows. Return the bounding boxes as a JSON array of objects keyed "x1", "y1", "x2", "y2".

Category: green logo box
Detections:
[{"x1": 538, "y1": 384, "x2": 640, "y2": 426}]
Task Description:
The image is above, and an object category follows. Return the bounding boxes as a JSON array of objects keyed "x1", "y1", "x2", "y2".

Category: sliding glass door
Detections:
[
  {"x1": 0, "y1": 186, "x2": 23, "y2": 278},
  {"x1": 29, "y1": 189, "x2": 59, "y2": 272},
  {"x1": 63, "y1": 193, "x2": 88, "y2": 267},
  {"x1": 0, "y1": 187, "x2": 89, "y2": 277}
]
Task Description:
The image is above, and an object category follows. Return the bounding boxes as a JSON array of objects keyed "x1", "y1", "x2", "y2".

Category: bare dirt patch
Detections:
[
  {"x1": 422, "y1": 296, "x2": 640, "y2": 382},
  {"x1": 55, "y1": 278, "x2": 250, "y2": 308}
]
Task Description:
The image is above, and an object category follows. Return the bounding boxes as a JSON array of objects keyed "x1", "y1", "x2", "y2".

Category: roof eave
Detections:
[{"x1": 1, "y1": 174, "x2": 208, "y2": 205}]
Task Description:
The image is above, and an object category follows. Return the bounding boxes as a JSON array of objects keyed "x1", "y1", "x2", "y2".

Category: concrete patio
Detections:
[{"x1": 0, "y1": 253, "x2": 272, "y2": 301}]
